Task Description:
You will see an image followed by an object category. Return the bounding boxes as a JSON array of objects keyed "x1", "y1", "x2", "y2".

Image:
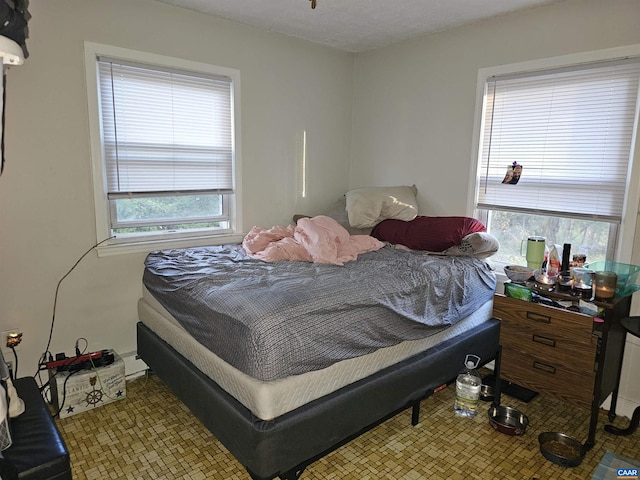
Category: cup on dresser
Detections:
[{"x1": 521, "y1": 236, "x2": 546, "y2": 270}]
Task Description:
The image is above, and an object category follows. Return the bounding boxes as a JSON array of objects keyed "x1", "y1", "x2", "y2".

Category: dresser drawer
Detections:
[
  {"x1": 492, "y1": 291, "x2": 631, "y2": 448},
  {"x1": 493, "y1": 295, "x2": 598, "y2": 370},
  {"x1": 498, "y1": 315, "x2": 597, "y2": 372},
  {"x1": 493, "y1": 293, "x2": 601, "y2": 408},
  {"x1": 500, "y1": 347, "x2": 595, "y2": 408},
  {"x1": 493, "y1": 294, "x2": 594, "y2": 341}
]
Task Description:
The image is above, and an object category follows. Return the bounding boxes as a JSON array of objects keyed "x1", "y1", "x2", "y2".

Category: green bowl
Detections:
[{"x1": 586, "y1": 261, "x2": 640, "y2": 298}]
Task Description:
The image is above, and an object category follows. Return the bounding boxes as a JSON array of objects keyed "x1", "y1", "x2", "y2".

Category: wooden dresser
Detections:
[{"x1": 492, "y1": 292, "x2": 631, "y2": 449}]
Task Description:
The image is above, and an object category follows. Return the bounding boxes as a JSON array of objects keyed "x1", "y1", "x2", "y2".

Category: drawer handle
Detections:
[
  {"x1": 532, "y1": 334, "x2": 556, "y2": 347},
  {"x1": 526, "y1": 311, "x2": 551, "y2": 324},
  {"x1": 533, "y1": 361, "x2": 556, "y2": 374}
]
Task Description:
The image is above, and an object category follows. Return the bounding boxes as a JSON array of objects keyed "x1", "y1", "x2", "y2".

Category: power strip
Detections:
[{"x1": 45, "y1": 350, "x2": 114, "y2": 371}]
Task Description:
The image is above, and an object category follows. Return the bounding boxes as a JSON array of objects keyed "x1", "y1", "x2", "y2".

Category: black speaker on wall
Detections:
[{"x1": 0, "y1": 0, "x2": 29, "y2": 176}]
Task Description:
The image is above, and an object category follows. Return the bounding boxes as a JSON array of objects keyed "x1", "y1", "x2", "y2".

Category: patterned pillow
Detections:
[{"x1": 442, "y1": 232, "x2": 500, "y2": 258}]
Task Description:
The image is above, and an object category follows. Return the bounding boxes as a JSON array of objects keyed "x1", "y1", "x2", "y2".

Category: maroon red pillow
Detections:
[{"x1": 371, "y1": 216, "x2": 486, "y2": 251}]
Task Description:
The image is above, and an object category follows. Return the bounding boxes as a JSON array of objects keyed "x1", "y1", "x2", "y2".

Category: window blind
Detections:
[
  {"x1": 477, "y1": 59, "x2": 640, "y2": 223},
  {"x1": 97, "y1": 57, "x2": 234, "y2": 196}
]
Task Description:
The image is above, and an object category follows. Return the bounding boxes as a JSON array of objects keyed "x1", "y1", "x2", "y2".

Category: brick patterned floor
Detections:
[{"x1": 55, "y1": 373, "x2": 640, "y2": 479}]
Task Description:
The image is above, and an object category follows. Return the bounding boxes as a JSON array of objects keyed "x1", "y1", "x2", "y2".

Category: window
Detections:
[
  {"x1": 85, "y1": 43, "x2": 242, "y2": 254},
  {"x1": 472, "y1": 54, "x2": 640, "y2": 269}
]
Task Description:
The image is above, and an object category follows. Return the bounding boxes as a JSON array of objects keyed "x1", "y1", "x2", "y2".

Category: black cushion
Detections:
[{"x1": 2, "y1": 377, "x2": 71, "y2": 480}]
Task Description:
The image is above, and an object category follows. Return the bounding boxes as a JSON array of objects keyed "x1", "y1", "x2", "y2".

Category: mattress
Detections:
[
  {"x1": 139, "y1": 289, "x2": 494, "y2": 420},
  {"x1": 142, "y1": 245, "x2": 497, "y2": 381}
]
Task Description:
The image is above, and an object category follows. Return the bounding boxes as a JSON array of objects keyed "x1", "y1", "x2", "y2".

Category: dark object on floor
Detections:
[
  {"x1": 479, "y1": 384, "x2": 495, "y2": 402},
  {"x1": 605, "y1": 407, "x2": 640, "y2": 436},
  {"x1": 487, "y1": 405, "x2": 529, "y2": 436},
  {"x1": 539, "y1": 431, "x2": 585, "y2": 467},
  {"x1": 605, "y1": 316, "x2": 640, "y2": 437},
  {"x1": 482, "y1": 375, "x2": 537, "y2": 402},
  {"x1": 2, "y1": 377, "x2": 71, "y2": 480}
]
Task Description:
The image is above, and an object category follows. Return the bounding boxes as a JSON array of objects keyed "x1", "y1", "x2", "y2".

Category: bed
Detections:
[{"x1": 136, "y1": 186, "x2": 501, "y2": 479}]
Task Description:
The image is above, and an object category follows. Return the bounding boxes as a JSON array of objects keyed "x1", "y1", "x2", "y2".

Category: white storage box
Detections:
[{"x1": 49, "y1": 350, "x2": 126, "y2": 418}]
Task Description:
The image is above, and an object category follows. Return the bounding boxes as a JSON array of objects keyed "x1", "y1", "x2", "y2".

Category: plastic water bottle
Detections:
[{"x1": 454, "y1": 354, "x2": 482, "y2": 417}]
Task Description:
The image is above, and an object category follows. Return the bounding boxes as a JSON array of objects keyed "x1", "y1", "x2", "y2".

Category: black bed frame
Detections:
[{"x1": 137, "y1": 319, "x2": 501, "y2": 480}]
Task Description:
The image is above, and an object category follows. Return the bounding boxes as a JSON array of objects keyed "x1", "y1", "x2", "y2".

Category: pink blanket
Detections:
[{"x1": 242, "y1": 215, "x2": 385, "y2": 265}]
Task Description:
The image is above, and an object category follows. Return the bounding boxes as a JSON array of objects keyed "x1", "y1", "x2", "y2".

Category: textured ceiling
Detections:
[{"x1": 153, "y1": 0, "x2": 560, "y2": 52}]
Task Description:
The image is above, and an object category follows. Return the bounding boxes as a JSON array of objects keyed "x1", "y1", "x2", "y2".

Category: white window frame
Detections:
[
  {"x1": 84, "y1": 42, "x2": 243, "y2": 256},
  {"x1": 467, "y1": 44, "x2": 640, "y2": 273}
]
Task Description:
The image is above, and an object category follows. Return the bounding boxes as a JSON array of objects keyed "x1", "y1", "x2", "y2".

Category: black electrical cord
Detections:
[
  {"x1": 10, "y1": 346, "x2": 17, "y2": 380},
  {"x1": 1, "y1": 72, "x2": 6, "y2": 175},
  {"x1": 75, "y1": 337, "x2": 88, "y2": 357},
  {"x1": 52, "y1": 369, "x2": 82, "y2": 419},
  {"x1": 49, "y1": 346, "x2": 117, "y2": 417},
  {"x1": 35, "y1": 236, "x2": 114, "y2": 379}
]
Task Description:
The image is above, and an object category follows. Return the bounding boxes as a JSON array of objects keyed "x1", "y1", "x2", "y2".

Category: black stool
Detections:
[
  {"x1": 605, "y1": 316, "x2": 640, "y2": 436},
  {"x1": 2, "y1": 377, "x2": 72, "y2": 480}
]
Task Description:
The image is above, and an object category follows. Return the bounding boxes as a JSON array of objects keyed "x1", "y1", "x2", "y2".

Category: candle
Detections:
[
  {"x1": 594, "y1": 271, "x2": 617, "y2": 300},
  {"x1": 573, "y1": 282, "x2": 593, "y2": 299},
  {"x1": 595, "y1": 285, "x2": 615, "y2": 300},
  {"x1": 557, "y1": 271, "x2": 573, "y2": 293},
  {"x1": 572, "y1": 268, "x2": 594, "y2": 299},
  {"x1": 535, "y1": 270, "x2": 557, "y2": 291}
]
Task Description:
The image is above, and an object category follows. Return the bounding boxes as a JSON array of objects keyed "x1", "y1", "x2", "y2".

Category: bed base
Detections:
[{"x1": 137, "y1": 319, "x2": 501, "y2": 480}]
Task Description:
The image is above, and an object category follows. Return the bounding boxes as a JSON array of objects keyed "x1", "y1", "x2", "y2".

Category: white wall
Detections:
[
  {"x1": 2, "y1": 0, "x2": 639, "y2": 418},
  {"x1": 350, "y1": 0, "x2": 640, "y2": 416},
  {"x1": 0, "y1": 0, "x2": 354, "y2": 376},
  {"x1": 351, "y1": 0, "x2": 640, "y2": 214}
]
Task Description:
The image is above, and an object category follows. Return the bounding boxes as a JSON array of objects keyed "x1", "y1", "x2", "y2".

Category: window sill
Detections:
[
  {"x1": 96, "y1": 232, "x2": 245, "y2": 257},
  {"x1": 492, "y1": 264, "x2": 508, "y2": 292},
  {"x1": 495, "y1": 270, "x2": 508, "y2": 282}
]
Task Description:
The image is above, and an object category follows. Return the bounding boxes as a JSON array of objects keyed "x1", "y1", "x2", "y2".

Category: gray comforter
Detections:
[{"x1": 143, "y1": 244, "x2": 496, "y2": 381}]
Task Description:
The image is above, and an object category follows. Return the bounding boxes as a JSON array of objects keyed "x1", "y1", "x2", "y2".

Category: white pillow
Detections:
[
  {"x1": 293, "y1": 197, "x2": 373, "y2": 235},
  {"x1": 323, "y1": 197, "x2": 373, "y2": 235},
  {"x1": 346, "y1": 185, "x2": 418, "y2": 229}
]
